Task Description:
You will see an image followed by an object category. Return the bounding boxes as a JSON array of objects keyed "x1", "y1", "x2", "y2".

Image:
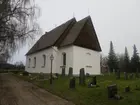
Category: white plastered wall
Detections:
[
  {"x1": 73, "y1": 46, "x2": 101, "y2": 75},
  {"x1": 25, "y1": 45, "x2": 101, "y2": 75},
  {"x1": 25, "y1": 47, "x2": 57, "y2": 73}
]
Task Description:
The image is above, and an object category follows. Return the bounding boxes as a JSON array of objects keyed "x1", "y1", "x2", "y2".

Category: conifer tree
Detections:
[
  {"x1": 108, "y1": 41, "x2": 118, "y2": 72},
  {"x1": 124, "y1": 47, "x2": 130, "y2": 72},
  {"x1": 131, "y1": 45, "x2": 139, "y2": 72}
]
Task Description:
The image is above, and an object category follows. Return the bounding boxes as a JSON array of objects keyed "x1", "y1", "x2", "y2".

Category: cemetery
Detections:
[{"x1": 14, "y1": 68, "x2": 140, "y2": 105}]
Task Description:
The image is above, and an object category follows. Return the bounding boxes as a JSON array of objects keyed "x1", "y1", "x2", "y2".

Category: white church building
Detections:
[{"x1": 25, "y1": 16, "x2": 102, "y2": 75}]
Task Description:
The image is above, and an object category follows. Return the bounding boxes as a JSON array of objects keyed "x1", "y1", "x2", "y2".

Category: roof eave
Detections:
[{"x1": 25, "y1": 46, "x2": 52, "y2": 56}]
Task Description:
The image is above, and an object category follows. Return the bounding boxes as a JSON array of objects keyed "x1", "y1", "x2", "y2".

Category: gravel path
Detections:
[{"x1": 0, "y1": 73, "x2": 74, "y2": 105}]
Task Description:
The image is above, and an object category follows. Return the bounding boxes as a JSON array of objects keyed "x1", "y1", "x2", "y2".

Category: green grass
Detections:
[{"x1": 15, "y1": 73, "x2": 140, "y2": 105}]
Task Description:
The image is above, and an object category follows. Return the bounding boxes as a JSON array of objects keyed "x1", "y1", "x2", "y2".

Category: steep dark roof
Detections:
[
  {"x1": 26, "y1": 18, "x2": 76, "y2": 55},
  {"x1": 26, "y1": 16, "x2": 101, "y2": 55},
  {"x1": 73, "y1": 16, "x2": 101, "y2": 51},
  {"x1": 60, "y1": 16, "x2": 89, "y2": 47}
]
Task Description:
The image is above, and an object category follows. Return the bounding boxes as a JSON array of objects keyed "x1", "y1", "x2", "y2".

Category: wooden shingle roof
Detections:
[{"x1": 26, "y1": 16, "x2": 101, "y2": 55}]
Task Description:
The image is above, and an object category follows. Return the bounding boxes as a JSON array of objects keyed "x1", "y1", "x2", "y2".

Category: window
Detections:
[
  {"x1": 33, "y1": 57, "x2": 36, "y2": 68},
  {"x1": 86, "y1": 52, "x2": 91, "y2": 55},
  {"x1": 28, "y1": 58, "x2": 31, "y2": 68},
  {"x1": 86, "y1": 65, "x2": 92, "y2": 68},
  {"x1": 62, "y1": 52, "x2": 66, "y2": 66},
  {"x1": 42, "y1": 55, "x2": 46, "y2": 68}
]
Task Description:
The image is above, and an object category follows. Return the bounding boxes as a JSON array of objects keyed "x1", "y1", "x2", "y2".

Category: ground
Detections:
[
  {"x1": 2, "y1": 72, "x2": 140, "y2": 105},
  {"x1": 17, "y1": 73, "x2": 140, "y2": 105},
  {"x1": 0, "y1": 73, "x2": 74, "y2": 105}
]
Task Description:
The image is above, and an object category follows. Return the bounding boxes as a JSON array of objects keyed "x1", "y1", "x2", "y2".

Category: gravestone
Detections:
[
  {"x1": 107, "y1": 84, "x2": 118, "y2": 99},
  {"x1": 62, "y1": 68, "x2": 65, "y2": 76},
  {"x1": 86, "y1": 73, "x2": 90, "y2": 77},
  {"x1": 88, "y1": 77, "x2": 99, "y2": 88},
  {"x1": 68, "y1": 67, "x2": 73, "y2": 77},
  {"x1": 55, "y1": 73, "x2": 59, "y2": 77},
  {"x1": 129, "y1": 73, "x2": 134, "y2": 79},
  {"x1": 116, "y1": 69, "x2": 120, "y2": 79},
  {"x1": 135, "y1": 69, "x2": 139, "y2": 78},
  {"x1": 135, "y1": 85, "x2": 140, "y2": 91},
  {"x1": 92, "y1": 76, "x2": 97, "y2": 85},
  {"x1": 124, "y1": 72, "x2": 128, "y2": 80},
  {"x1": 79, "y1": 68, "x2": 85, "y2": 85},
  {"x1": 125, "y1": 86, "x2": 130, "y2": 92},
  {"x1": 22, "y1": 71, "x2": 29, "y2": 76},
  {"x1": 69, "y1": 77, "x2": 75, "y2": 88},
  {"x1": 113, "y1": 69, "x2": 116, "y2": 74}
]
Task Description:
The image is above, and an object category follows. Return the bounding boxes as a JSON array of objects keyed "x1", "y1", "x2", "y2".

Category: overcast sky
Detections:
[{"x1": 11, "y1": 0, "x2": 140, "y2": 64}]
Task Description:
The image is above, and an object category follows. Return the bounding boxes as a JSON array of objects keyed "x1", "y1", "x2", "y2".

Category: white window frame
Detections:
[
  {"x1": 28, "y1": 58, "x2": 31, "y2": 68},
  {"x1": 42, "y1": 54, "x2": 46, "y2": 68},
  {"x1": 33, "y1": 57, "x2": 36, "y2": 68}
]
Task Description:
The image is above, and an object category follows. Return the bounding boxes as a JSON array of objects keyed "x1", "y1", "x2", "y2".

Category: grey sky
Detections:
[{"x1": 11, "y1": 0, "x2": 140, "y2": 64}]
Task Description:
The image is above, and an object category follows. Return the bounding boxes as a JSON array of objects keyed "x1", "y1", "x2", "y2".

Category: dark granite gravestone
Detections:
[
  {"x1": 86, "y1": 73, "x2": 90, "y2": 77},
  {"x1": 107, "y1": 84, "x2": 122, "y2": 100},
  {"x1": 22, "y1": 71, "x2": 29, "y2": 76},
  {"x1": 135, "y1": 69, "x2": 139, "y2": 78},
  {"x1": 68, "y1": 67, "x2": 73, "y2": 77},
  {"x1": 69, "y1": 77, "x2": 75, "y2": 88},
  {"x1": 88, "y1": 76, "x2": 98, "y2": 88},
  {"x1": 79, "y1": 68, "x2": 85, "y2": 85},
  {"x1": 124, "y1": 72, "x2": 128, "y2": 80},
  {"x1": 116, "y1": 69, "x2": 120, "y2": 79},
  {"x1": 92, "y1": 76, "x2": 97, "y2": 85},
  {"x1": 125, "y1": 86, "x2": 130, "y2": 92},
  {"x1": 107, "y1": 84, "x2": 118, "y2": 98},
  {"x1": 55, "y1": 73, "x2": 59, "y2": 77},
  {"x1": 62, "y1": 68, "x2": 65, "y2": 76}
]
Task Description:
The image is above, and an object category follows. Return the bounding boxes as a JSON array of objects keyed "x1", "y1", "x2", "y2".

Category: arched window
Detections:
[
  {"x1": 42, "y1": 55, "x2": 46, "y2": 67},
  {"x1": 62, "y1": 52, "x2": 66, "y2": 66},
  {"x1": 28, "y1": 58, "x2": 31, "y2": 68},
  {"x1": 33, "y1": 57, "x2": 36, "y2": 68}
]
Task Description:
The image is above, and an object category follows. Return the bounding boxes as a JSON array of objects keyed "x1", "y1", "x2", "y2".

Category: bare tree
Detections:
[{"x1": 0, "y1": 0, "x2": 40, "y2": 60}]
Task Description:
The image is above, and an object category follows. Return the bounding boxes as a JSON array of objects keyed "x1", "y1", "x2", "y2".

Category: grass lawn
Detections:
[{"x1": 16, "y1": 73, "x2": 140, "y2": 105}]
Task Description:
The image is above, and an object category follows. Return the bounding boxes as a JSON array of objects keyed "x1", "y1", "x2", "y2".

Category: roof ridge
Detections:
[
  {"x1": 26, "y1": 17, "x2": 77, "y2": 55},
  {"x1": 72, "y1": 16, "x2": 90, "y2": 44},
  {"x1": 77, "y1": 15, "x2": 91, "y2": 22},
  {"x1": 46, "y1": 17, "x2": 76, "y2": 34},
  {"x1": 54, "y1": 18, "x2": 76, "y2": 46}
]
